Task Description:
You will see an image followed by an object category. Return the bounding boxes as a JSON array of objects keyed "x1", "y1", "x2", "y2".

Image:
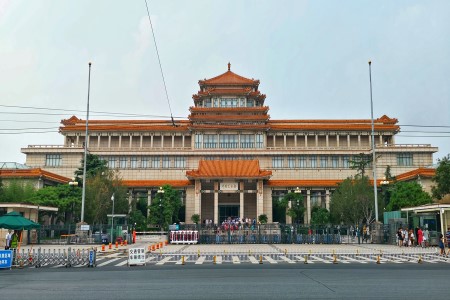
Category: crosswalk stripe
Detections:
[
  {"x1": 280, "y1": 256, "x2": 295, "y2": 264},
  {"x1": 115, "y1": 260, "x2": 129, "y2": 266},
  {"x1": 295, "y1": 255, "x2": 314, "y2": 263},
  {"x1": 309, "y1": 255, "x2": 331, "y2": 264},
  {"x1": 97, "y1": 258, "x2": 121, "y2": 267},
  {"x1": 341, "y1": 255, "x2": 367, "y2": 263},
  {"x1": 195, "y1": 256, "x2": 206, "y2": 264},
  {"x1": 156, "y1": 256, "x2": 173, "y2": 265},
  {"x1": 232, "y1": 256, "x2": 240, "y2": 264},
  {"x1": 264, "y1": 256, "x2": 278, "y2": 264},
  {"x1": 248, "y1": 256, "x2": 259, "y2": 264},
  {"x1": 324, "y1": 255, "x2": 349, "y2": 263},
  {"x1": 175, "y1": 256, "x2": 189, "y2": 265},
  {"x1": 146, "y1": 256, "x2": 156, "y2": 263},
  {"x1": 216, "y1": 256, "x2": 222, "y2": 264}
]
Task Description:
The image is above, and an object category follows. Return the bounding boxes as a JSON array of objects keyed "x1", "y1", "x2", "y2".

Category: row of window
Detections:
[
  {"x1": 195, "y1": 134, "x2": 264, "y2": 149},
  {"x1": 44, "y1": 153, "x2": 414, "y2": 168},
  {"x1": 201, "y1": 97, "x2": 257, "y2": 108}
]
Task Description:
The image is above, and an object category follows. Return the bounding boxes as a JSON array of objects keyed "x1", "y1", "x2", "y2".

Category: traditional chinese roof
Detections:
[
  {"x1": 0, "y1": 168, "x2": 71, "y2": 184},
  {"x1": 268, "y1": 180, "x2": 341, "y2": 188},
  {"x1": 198, "y1": 63, "x2": 260, "y2": 87},
  {"x1": 395, "y1": 168, "x2": 436, "y2": 181},
  {"x1": 186, "y1": 160, "x2": 272, "y2": 179},
  {"x1": 122, "y1": 180, "x2": 193, "y2": 188},
  {"x1": 188, "y1": 114, "x2": 269, "y2": 122},
  {"x1": 189, "y1": 106, "x2": 269, "y2": 113}
]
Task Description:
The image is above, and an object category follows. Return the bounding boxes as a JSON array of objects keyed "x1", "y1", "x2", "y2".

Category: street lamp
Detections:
[
  {"x1": 81, "y1": 62, "x2": 92, "y2": 223},
  {"x1": 111, "y1": 193, "x2": 115, "y2": 243},
  {"x1": 368, "y1": 60, "x2": 379, "y2": 222},
  {"x1": 69, "y1": 178, "x2": 79, "y2": 224},
  {"x1": 294, "y1": 187, "x2": 301, "y2": 194},
  {"x1": 157, "y1": 187, "x2": 164, "y2": 233}
]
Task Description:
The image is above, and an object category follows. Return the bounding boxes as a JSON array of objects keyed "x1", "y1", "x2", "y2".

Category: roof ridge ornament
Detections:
[{"x1": 228, "y1": 62, "x2": 231, "y2": 71}]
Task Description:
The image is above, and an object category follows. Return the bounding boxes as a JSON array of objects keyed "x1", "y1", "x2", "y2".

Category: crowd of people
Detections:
[
  {"x1": 203, "y1": 217, "x2": 257, "y2": 231},
  {"x1": 396, "y1": 226, "x2": 428, "y2": 247}
]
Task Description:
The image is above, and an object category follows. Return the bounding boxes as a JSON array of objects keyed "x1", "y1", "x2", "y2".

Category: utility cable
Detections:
[{"x1": 144, "y1": 0, "x2": 176, "y2": 127}]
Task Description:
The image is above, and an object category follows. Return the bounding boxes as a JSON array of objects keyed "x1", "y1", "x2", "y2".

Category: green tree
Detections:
[
  {"x1": 349, "y1": 153, "x2": 373, "y2": 178},
  {"x1": 386, "y1": 181, "x2": 432, "y2": 211},
  {"x1": 128, "y1": 209, "x2": 147, "y2": 231},
  {"x1": 191, "y1": 214, "x2": 200, "y2": 224},
  {"x1": 310, "y1": 207, "x2": 330, "y2": 225},
  {"x1": 0, "y1": 179, "x2": 36, "y2": 203},
  {"x1": 258, "y1": 214, "x2": 268, "y2": 224},
  {"x1": 74, "y1": 154, "x2": 108, "y2": 183},
  {"x1": 432, "y1": 155, "x2": 450, "y2": 200},
  {"x1": 84, "y1": 170, "x2": 128, "y2": 224},
  {"x1": 280, "y1": 192, "x2": 305, "y2": 224},
  {"x1": 330, "y1": 176, "x2": 376, "y2": 225},
  {"x1": 31, "y1": 184, "x2": 82, "y2": 224},
  {"x1": 148, "y1": 185, "x2": 182, "y2": 230}
]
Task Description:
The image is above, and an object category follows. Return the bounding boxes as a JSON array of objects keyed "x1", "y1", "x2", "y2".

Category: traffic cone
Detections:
[
  {"x1": 259, "y1": 255, "x2": 263, "y2": 264},
  {"x1": 418, "y1": 255, "x2": 422, "y2": 264},
  {"x1": 333, "y1": 255, "x2": 338, "y2": 264},
  {"x1": 376, "y1": 255, "x2": 381, "y2": 264},
  {"x1": 304, "y1": 255, "x2": 308, "y2": 264}
]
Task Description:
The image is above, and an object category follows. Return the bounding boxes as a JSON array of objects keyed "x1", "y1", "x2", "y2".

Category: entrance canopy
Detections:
[
  {"x1": 401, "y1": 204, "x2": 450, "y2": 236},
  {"x1": 0, "y1": 211, "x2": 40, "y2": 230},
  {"x1": 186, "y1": 160, "x2": 272, "y2": 179}
]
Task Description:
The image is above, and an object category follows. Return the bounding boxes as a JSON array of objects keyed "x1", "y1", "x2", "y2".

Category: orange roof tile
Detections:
[
  {"x1": 199, "y1": 65, "x2": 259, "y2": 86},
  {"x1": 269, "y1": 124, "x2": 399, "y2": 131},
  {"x1": 190, "y1": 107, "x2": 269, "y2": 113},
  {"x1": 186, "y1": 160, "x2": 272, "y2": 179},
  {"x1": 0, "y1": 169, "x2": 71, "y2": 184},
  {"x1": 189, "y1": 114, "x2": 269, "y2": 122},
  {"x1": 189, "y1": 124, "x2": 270, "y2": 130},
  {"x1": 122, "y1": 180, "x2": 192, "y2": 188},
  {"x1": 396, "y1": 168, "x2": 436, "y2": 181},
  {"x1": 268, "y1": 180, "x2": 342, "y2": 188}
]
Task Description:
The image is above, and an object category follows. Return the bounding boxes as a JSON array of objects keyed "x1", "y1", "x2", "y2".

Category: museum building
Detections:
[{"x1": 21, "y1": 64, "x2": 438, "y2": 224}]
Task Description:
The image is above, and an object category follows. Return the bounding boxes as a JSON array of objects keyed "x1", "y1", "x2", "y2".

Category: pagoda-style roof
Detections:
[
  {"x1": 198, "y1": 63, "x2": 260, "y2": 87},
  {"x1": 192, "y1": 87, "x2": 266, "y2": 101},
  {"x1": 0, "y1": 168, "x2": 71, "y2": 184},
  {"x1": 395, "y1": 168, "x2": 435, "y2": 181},
  {"x1": 186, "y1": 160, "x2": 272, "y2": 179},
  {"x1": 60, "y1": 116, "x2": 190, "y2": 133},
  {"x1": 189, "y1": 106, "x2": 269, "y2": 113},
  {"x1": 188, "y1": 114, "x2": 269, "y2": 122}
]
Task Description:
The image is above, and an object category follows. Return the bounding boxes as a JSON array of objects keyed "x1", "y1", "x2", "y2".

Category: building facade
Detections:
[{"x1": 22, "y1": 64, "x2": 438, "y2": 224}]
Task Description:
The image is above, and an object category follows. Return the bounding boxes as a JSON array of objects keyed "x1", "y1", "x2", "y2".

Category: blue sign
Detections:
[
  {"x1": 0, "y1": 250, "x2": 13, "y2": 269},
  {"x1": 89, "y1": 250, "x2": 95, "y2": 265}
]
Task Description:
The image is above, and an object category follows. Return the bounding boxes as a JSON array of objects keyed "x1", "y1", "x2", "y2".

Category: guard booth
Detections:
[
  {"x1": 401, "y1": 204, "x2": 450, "y2": 245},
  {"x1": 106, "y1": 214, "x2": 127, "y2": 243}
]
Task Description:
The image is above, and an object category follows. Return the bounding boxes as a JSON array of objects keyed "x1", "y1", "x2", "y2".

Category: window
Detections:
[
  {"x1": 311, "y1": 192, "x2": 320, "y2": 207},
  {"x1": 240, "y1": 134, "x2": 255, "y2": 148},
  {"x1": 256, "y1": 134, "x2": 264, "y2": 148},
  {"x1": 174, "y1": 157, "x2": 186, "y2": 168},
  {"x1": 219, "y1": 134, "x2": 238, "y2": 148},
  {"x1": 331, "y1": 156, "x2": 339, "y2": 168},
  {"x1": 310, "y1": 156, "x2": 317, "y2": 168},
  {"x1": 162, "y1": 156, "x2": 170, "y2": 168},
  {"x1": 272, "y1": 156, "x2": 284, "y2": 168},
  {"x1": 130, "y1": 156, "x2": 138, "y2": 169},
  {"x1": 119, "y1": 156, "x2": 127, "y2": 168},
  {"x1": 299, "y1": 156, "x2": 307, "y2": 168},
  {"x1": 247, "y1": 99, "x2": 255, "y2": 107},
  {"x1": 204, "y1": 99, "x2": 211, "y2": 107},
  {"x1": 397, "y1": 153, "x2": 413, "y2": 166},
  {"x1": 45, "y1": 154, "x2": 61, "y2": 167},
  {"x1": 108, "y1": 156, "x2": 116, "y2": 168},
  {"x1": 220, "y1": 98, "x2": 238, "y2": 107},
  {"x1": 203, "y1": 134, "x2": 217, "y2": 148},
  {"x1": 151, "y1": 156, "x2": 160, "y2": 168},
  {"x1": 320, "y1": 156, "x2": 328, "y2": 168},
  {"x1": 141, "y1": 157, "x2": 149, "y2": 168},
  {"x1": 195, "y1": 134, "x2": 202, "y2": 148},
  {"x1": 342, "y1": 156, "x2": 350, "y2": 168},
  {"x1": 288, "y1": 156, "x2": 296, "y2": 168}
]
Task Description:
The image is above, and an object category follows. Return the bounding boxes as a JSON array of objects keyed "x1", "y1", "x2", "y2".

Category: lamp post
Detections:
[
  {"x1": 380, "y1": 178, "x2": 390, "y2": 212},
  {"x1": 69, "y1": 178, "x2": 79, "y2": 224},
  {"x1": 368, "y1": 60, "x2": 379, "y2": 222},
  {"x1": 157, "y1": 187, "x2": 165, "y2": 233},
  {"x1": 111, "y1": 193, "x2": 115, "y2": 243},
  {"x1": 81, "y1": 62, "x2": 92, "y2": 223}
]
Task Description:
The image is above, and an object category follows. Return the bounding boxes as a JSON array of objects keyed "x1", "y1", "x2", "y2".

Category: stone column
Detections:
[
  {"x1": 182, "y1": 135, "x2": 185, "y2": 148},
  {"x1": 326, "y1": 135, "x2": 329, "y2": 147},
  {"x1": 140, "y1": 135, "x2": 143, "y2": 148},
  {"x1": 358, "y1": 135, "x2": 361, "y2": 147},
  {"x1": 286, "y1": 199, "x2": 292, "y2": 224},
  {"x1": 147, "y1": 189, "x2": 152, "y2": 218},
  {"x1": 97, "y1": 136, "x2": 101, "y2": 149},
  {"x1": 325, "y1": 189, "x2": 330, "y2": 211},
  {"x1": 256, "y1": 180, "x2": 264, "y2": 218},
  {"x1": 294, "y1": 134, "x2": 297, "y2": 147},
  {"x1": 315, "y1": 135, "x2": 318, "y2": 147},
  {"x1": 129, "y1": 135, "x2": 133, "y2": 148},
  {"x1": 214, "y1": 181, "x2": 219, "y2": 225},
  {"x1": 336, "y1": 135, "x2": 340, "y2": 147},
  {"x1": 172, "y1": 135, "x2": 175, "y2": 148},
  {"x1": 194, "y1": 180, "x2": 201, "y2": 216},
  {"x1": 379, "y1": 135, "x2": 383, "y2": 145},
  {"x1": 273, "y1": 135, "x2": 276, "y2": 147},
  {"x1": 347, "y1": 135, "x2": 350, "y2": 147},
  {"x1": 239, "y1": 181, "x2": 244, "y2": 220},
  {"x1": 76, "y1": 135, "x2": 80, "y2": 146},
  {"x1": 161, "y1": 135, "x2": 164, "y2": 148},
  {"x1": 305, "y1": 135, "x2": 308, "y2": 147},
  {"x1": 108, "y1": 135, "x2": 111, "y2": 148},
  {"x1": 150, "y1": 135, "x2": 154, "y2": 148},
  {"x1": 118, "y1": 135, "x2": 122, "y2": 148},
  {"x1": 283, "y1": 135, "x2": 287, "y2": 148},
  {"x1": 128, "y1": 189, "x2": 133, "y2": 213}
]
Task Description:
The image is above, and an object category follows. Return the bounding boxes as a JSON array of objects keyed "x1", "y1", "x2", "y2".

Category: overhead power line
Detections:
[{"x1": 144, "y1": 0, "x2": 176, "y2": 127}]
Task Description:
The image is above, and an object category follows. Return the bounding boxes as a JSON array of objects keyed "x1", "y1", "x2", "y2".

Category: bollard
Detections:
[
  {"x1": 259, "y1": 255, "x2": 263, "y2": 264},
  {"x1": 304, "y1": 255, "x2": 308, "y2": 264},
  {"x1": 376, "y1": 255, "x2": 381, "y2": 264},
  {"x1": 418, "y1": 255, "x2": 422, "y2": 264},
  {"x1": 101, "y1": 244, "x2": 105, "y2": 252},
  {"x1": 308, "y1": 250, "x2": 311, "y2": 257},
  {"x1": 333, "y1": 255, "x2": 338, "y2": 264},
  {"x1": 198, "y1": 250, "x2": 200, "y2": 258},
  {"x1": 213, "y1": 255, "x2": 216, "y2": 264},
  {"x1": 109, "y1": 243, "x2": 112, "y2": 250},
  {"x1": 284, "y1": 249, "x2": 287, "y2": 256},
  {"x1": 182, "y1": 256, "x2": 185, "y2": 265},
  {"x1": 115, "y1": 242, "x2": 118, "y2": 249}
]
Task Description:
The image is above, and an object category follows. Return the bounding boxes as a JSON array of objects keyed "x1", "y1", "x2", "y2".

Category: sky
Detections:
[{"x1": 0, "y1": 0, "x2": 449, "y2": 164}]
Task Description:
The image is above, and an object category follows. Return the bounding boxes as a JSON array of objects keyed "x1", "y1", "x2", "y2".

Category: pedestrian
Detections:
[
  {"x1": 397, "y1": 227, "x2": 403, "y2": 247},
  {"x1": 409, "y1": 229, "x2": 415, "y2": 247},
  {"x1": 422, "y1": 227, "x2": 429, "y2": 247},
  {"x1": 365, "y1": 226, "x2": 370, "y2": 243},
  {"x1": 417, "y1": 227, "x2": 423, "y2": 247},
  {"x1": 10, "y1": 230, "x2": 19, "y2": 249},
  {"x1": 5, "y1": 230, "x2": 12, "y2": 250},
  {"x1": 438, "y1": 233, "x2": 446, "y2": 257},
  {"x1": 446, "y1": 227, "x2": 450, "y2": 257},
  {"x1": 362, "y1": 224, "x2": 367, "y2": 243}
]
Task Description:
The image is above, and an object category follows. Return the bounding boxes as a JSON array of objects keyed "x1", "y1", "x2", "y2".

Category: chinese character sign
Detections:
[{"x1": 0, "y1": 250, "x2": 13, "y2": 269}]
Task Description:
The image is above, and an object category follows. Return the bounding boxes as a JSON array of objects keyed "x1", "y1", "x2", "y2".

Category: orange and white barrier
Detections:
[{"x1": 170, "y1": 230, "x2": 199, "y2": 244}]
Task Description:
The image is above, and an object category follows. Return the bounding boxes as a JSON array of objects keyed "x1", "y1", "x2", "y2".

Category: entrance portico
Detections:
[{"x1": 187, "y1": 160, "x2": 271, "y2": 224}]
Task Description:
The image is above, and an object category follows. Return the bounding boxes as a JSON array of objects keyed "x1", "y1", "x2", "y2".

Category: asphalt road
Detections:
[{"x1": 0, "y1": 264, "x2": 447, "y2": 299}]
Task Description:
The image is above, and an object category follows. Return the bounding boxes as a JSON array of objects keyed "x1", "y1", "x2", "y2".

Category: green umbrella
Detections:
[{"x1": 0, "y1": 211, "x2": 40, "y2": 230}]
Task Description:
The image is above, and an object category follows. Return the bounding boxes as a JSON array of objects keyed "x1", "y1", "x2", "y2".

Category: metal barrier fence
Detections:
[
  {"x1": 10, "y1": 247, "x2": 97, "y2": 268},
  {"x1": 174, "y1": 223, "x2": 393, "y2": 245}
]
